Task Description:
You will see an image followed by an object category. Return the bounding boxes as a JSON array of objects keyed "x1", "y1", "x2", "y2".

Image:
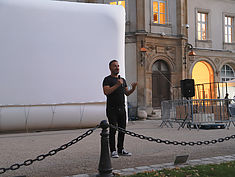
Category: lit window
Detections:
[
  {"x1": 109, "y1": 0, "x2": 125, "y2": 8},
  {"x1": 225, "y1": 16, "x2": 233, "y2": 43},
  {"x1": 197, "y1": 12, "x2": 208, "y2": 40},
  {"x1": 220, "y1": 64, "x2": 235, "y2": 82},
  {"x1": 153, "y1": 0, "x2": 166, "y2": 24}
]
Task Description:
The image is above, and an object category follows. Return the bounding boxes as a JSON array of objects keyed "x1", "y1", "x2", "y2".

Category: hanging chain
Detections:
[
  {"x1": 0, "y1": 125, "x2": 99, "y2": 175},
  {"x1": 109, "y1": 124, "x2": 235, "y2": 146},
  {"x1": 1, "y1": 123, "x2": 235, "y2": 175}
]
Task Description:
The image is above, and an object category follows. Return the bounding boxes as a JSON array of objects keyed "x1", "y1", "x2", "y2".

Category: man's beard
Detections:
[{"x1": 113, "y1": 70, "x2": 119, "y2": 75}]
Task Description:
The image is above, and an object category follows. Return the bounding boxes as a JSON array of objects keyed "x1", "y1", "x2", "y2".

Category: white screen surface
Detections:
[{"x1": 0, "y1": 0, "x2": 125, "y2": 105}]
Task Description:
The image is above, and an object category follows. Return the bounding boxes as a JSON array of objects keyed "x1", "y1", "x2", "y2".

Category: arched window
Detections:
[
  {"x1": 152, "y1": 60, "x2": 169, "y2": 72},
  {"x1": 220, "y1": 64, "x2": 235, "y2": 82}
]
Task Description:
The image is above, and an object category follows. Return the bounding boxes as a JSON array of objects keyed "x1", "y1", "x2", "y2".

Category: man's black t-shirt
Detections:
[{"x1": 103, "y1": 75, "x2": 127, "y2": 108}]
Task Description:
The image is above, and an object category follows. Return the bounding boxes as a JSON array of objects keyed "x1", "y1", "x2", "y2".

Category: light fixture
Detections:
[
  {"x1": 183, "y1": 42, "x2": 196, "y2": 68},
  {"x1": 140, "y1": 40, "x2": 147, "y2": 66},
  {"x1": 188, "y1": 50, "x2": 196, "y2": 56}
]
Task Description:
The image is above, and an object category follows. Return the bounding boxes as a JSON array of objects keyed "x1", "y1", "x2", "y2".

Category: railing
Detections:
[
  {"x1": 172, "y1": 82, "x2": 229, "y2": 100},
  {"x1": 161, "y1": 99, "x2": 235, "y2": 129}
]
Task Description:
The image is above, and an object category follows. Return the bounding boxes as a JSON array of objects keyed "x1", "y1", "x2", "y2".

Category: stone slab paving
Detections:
[{"x1": 66, "y1": 154, "x2": 235, "y2": 177}]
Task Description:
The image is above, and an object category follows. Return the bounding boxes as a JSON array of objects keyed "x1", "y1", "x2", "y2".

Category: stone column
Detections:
[
  {"x1": 136, "y1": 36, "x2": 146, "y2": 109},
  {"x1": 136, "y1": 0, "x2": 145, "y2": 33}
]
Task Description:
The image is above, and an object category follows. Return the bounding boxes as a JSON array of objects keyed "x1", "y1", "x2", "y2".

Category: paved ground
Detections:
[
  {"x1": 0, "y1": 119, "x2": 235, "y2": 177},
  {"x1": 67, "y1": 154, "x2": 235, "y2": 177}
]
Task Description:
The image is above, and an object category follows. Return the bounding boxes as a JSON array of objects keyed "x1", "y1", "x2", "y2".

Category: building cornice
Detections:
[{"x1": 195, "y1": 47, "x2": 234, "y2": 53}]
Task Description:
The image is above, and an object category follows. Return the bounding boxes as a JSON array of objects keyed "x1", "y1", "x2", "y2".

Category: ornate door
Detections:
[{"x1": 152, "y1": 60, "x2": 171, "y2": 108}]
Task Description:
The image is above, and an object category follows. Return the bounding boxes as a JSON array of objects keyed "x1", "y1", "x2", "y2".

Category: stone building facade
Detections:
[
  {"x1": 123, "y1": 0, "x2": 190, "y2": 116},
  {"x1": 187, "y1": 0, "x2": 235, "y2": 100}
]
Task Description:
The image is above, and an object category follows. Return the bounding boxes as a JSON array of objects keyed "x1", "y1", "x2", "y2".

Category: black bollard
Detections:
[{"x1": 97, "y1": 120, "x2": 113, "y2": 177}]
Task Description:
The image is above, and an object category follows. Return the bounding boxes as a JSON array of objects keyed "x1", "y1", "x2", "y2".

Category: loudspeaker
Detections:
[{"x1": 180, "y1": 79, "x2": 195, "y2": 98}]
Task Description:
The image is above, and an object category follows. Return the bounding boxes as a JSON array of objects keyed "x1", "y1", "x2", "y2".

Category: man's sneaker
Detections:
[
  {"x1": 118, "y1": 149, "x2": 132, "y2": 156},
  {"x1": 111, "y1": 151, "x2": 119, "y2": 158}
]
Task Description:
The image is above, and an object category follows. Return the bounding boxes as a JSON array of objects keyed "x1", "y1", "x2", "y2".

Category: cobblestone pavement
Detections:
[
  {"x1": 0, "y1": 119, "x2": 234, "y2": 177},
  {"x1": 66, "y1": 154, "x2": 235, "y2": 177}
]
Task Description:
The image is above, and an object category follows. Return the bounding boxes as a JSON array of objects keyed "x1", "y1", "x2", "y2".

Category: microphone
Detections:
[{"x1": 118, "y1": 75, "x2": 123, "y2": 87}]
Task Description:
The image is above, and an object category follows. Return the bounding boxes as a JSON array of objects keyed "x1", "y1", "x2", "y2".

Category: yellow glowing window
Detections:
[
  {"x1": 153, "y1": 0, "x2": 166, "y2": 24},
  {"x1": 109, "y1": 1, "x2": 125, "y2": 9},
  {"x1": 159, "y1": 2, "x2": 165, "y2": 13},
  {"x1": 153, "y1": 2, "x2": 159, "y2": 23},
  {"x1": 153, "y1": 2, "x2": 158, "y2": 12},
  {"x1": 110, "y1": 2, "x2": 117, "y2": 5}
]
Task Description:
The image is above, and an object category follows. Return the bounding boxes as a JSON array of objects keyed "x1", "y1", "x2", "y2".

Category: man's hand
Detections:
[
  {"x1": 131, "y1": 82, "x2": 137, "y2": 90},
  {"x1": 117, "y1": 78, "x2": 123, "y2": 86},
  {"x1": 125, "y1": 82, "x2": 137, "y2": 96}
]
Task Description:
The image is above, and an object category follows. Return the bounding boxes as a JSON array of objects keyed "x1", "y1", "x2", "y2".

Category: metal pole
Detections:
[{"x1": 97, "y1": 120, "x2": 113, "y2": 177}]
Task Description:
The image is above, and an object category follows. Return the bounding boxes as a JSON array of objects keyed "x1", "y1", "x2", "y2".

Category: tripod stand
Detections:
[{"x1": 178, "y1": 97, "x2": 193, "y2": 130}]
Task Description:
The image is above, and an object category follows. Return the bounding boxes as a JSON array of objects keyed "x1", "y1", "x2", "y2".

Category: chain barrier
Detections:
[
  {"x1": 0, "y1": 125, "x2": 99, "y2": 175},
  {"x1": 110, "y1": 124, "x2": 235, "y2": 146},
  {"x1": 1, "y1": 123, "x2": 235, "y2": 175}
]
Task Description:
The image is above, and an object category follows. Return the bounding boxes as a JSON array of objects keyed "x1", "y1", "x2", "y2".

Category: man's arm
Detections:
[
  {"x1": 103, "y1": 79, "x2": 123, "y2": 95},
  {"x1": 125, "y1": 82, "x2": 137, "y2": 96}
]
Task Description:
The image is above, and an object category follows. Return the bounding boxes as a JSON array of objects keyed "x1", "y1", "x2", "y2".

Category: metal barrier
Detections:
[{"x1": 161, "y1": 99, "x2": 235, "y2": 129}]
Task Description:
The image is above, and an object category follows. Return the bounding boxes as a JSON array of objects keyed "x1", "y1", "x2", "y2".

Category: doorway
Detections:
[
  {"x1": 152, "y1": 60, "x2": 171, "y2": 108},
  {"x1": 192, "y1": 61, "x2": 214, "y2": 99}
]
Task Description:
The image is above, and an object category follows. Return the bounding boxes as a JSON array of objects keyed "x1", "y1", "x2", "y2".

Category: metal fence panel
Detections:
[{"x1": 161, "y1": 99, "x2": 235, "y2": 129}]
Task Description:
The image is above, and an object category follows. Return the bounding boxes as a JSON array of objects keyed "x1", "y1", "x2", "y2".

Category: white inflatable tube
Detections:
[
  {"x1": 0, "y1": 102, "x2": 106, "y2": 132},
  {"x1": 0, "y1": 0, "x2": 125, "y2": 132}
]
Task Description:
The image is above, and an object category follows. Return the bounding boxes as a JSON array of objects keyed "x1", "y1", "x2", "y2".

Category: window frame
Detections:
[
  {"x1": 224, "y1": 16, "x2": 233, "y2": 43},
  {"x1": 152, "y1": 0, "x2": 168, "y2": 25},
  {"x1": 220, "y1": 64, "x2": 235, "y2": 82},
  {"x1": 197, "y1": 11, "x2": 208, "y2": 41},
  {"x1": 223, "y1": 13, "x2": 235, "y2": 44}
]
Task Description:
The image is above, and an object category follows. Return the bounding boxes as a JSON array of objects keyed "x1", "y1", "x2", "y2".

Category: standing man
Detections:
[
  {"x1": 225, "y1": 93, "x2": 231, "y2": 117},
  {"x1": 103, "y1": 60, "x2": 137, "y2": 158}
]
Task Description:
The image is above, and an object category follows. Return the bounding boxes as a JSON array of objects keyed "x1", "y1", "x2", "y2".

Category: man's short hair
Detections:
[{"x1": 109, "y1": 59, "x2": 118, "y2": 67}]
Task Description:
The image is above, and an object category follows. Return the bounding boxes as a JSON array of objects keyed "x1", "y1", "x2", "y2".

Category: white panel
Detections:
[
  {"x1": 0, "y1": 0, "x2": 125, "y2": 105},
  {"x1": 0, "y1": 0, "x2": 125, "y2": 132}
]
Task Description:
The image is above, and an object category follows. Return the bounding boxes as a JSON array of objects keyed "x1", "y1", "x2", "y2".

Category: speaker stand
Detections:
[{"x1": 178, "y1": 98, "x2": 192, "y2": 130}]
